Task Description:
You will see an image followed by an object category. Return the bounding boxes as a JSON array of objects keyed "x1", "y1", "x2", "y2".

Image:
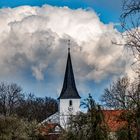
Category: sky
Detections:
[
  {"x1": 0, "y1": 0, "x2": 134, "y2": 102},
  {"x1": 0, "y1": 0, "x2": 123, "y2": 29}
]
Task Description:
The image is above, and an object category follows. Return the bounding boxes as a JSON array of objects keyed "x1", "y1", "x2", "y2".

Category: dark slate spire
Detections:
[{"x1": 58, "y1": 44, "x2": 81, "y2": 99}]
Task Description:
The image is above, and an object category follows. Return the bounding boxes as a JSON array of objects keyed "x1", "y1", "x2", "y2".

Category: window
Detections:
[{"x1": 69, "y1": 100, "x2": 72, "y2": 106}]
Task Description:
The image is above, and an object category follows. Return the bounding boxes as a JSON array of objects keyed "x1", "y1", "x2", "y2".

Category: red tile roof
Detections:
[
  {"x1": 38, "y1": 123, "x2": 61, "y2": 135},
  {"x1": 103, "y1": 110, "x2": 127, "y2": 132},
  {"x1": 38, "y1": 110, "x2": 127, "y2": 135}
]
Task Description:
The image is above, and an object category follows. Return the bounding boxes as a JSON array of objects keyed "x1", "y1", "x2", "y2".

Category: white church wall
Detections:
[
  {"x1": 60, "y1": 99, "x2": 80, "y2": 115},
  {"x1": 59, "y1": 99, "x2": 80, "y2": 128}
]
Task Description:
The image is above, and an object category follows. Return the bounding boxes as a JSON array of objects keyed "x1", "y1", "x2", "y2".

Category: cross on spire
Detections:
[{"x1": 68, "y1": 39, "x2": 70, "y2": 52}]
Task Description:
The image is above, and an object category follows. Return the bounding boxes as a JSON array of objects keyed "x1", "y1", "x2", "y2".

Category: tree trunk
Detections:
[
  {"x1": 136, "y1": 107, "x2": 140, "y2": 140},
  {"x1": 137, "y1": 125, "x2": 140, "y2": 140},
  {"x1": 128, "y1": 122, "x2": 132, "y2": 140}
]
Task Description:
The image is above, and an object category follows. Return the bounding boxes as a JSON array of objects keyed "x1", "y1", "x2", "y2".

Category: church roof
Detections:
[
  {"x1": 58, "y1": 48, "x2": 80, "y2": 99},
  {"x1": 40, "y1": 112, "x2": 60, "y2": 124}
]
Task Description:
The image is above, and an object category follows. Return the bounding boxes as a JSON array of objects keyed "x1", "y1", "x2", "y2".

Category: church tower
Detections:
[{"x1": 58, "y1": 44, "x2": 81, "y2": 128}]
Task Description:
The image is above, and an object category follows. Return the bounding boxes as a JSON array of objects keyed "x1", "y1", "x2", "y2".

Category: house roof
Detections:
[
  {"x1": 38, "y1": 123, "x2": 63, "y2": 136},
  {"x1": 58, "y1": 48, "x2": 80, "y2": 99},
  {"x1": 39, "y1": 110, "x2": 127, "y2": 135},
  {"x1": 40, "y1": 112, "x2": 59, "y2": 124},
  {"x1": 103, "y1": 110, "x2": 127, "y2": 132}
]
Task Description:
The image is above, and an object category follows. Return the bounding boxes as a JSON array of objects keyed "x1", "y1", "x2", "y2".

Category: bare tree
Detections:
[
  {"x1": 121, "y1": 0, "x2": 140, "y2": 73},
  {"x1": 122, "y1": 0, "x2": 140, "y2": 19},
  {"x1": 16, "y1": 93, "x2": 58, "y2": 122},
  {"x1": 0, "y1": 82, "x2": 23, "y2": 116},
  {"x1": 101, "y1": 76, "x2": 130, "y2": 109},
  {"x1": 120, "y1": 1, "x2": 140, "y2": 139},
  {"x1": 101, "y1": 75, "x2": 140, "y2": 140},
  {"x1": 128, "y1": 76, "x2": 140, "y2": 140}
]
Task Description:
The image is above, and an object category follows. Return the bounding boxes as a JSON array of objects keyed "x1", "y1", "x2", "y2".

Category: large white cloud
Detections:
[{"x1": 0, "y1": 5, "x2": 133, "y2": 84}]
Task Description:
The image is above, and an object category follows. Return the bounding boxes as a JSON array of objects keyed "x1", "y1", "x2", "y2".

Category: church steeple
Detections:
[{"x1": 58, "y1": 42, "x2": 80, "y2": 99}]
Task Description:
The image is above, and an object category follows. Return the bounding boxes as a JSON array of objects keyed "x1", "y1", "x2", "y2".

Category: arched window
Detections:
[{"x1": 69, "y1": 100, "x2": 72, "y2": 106}]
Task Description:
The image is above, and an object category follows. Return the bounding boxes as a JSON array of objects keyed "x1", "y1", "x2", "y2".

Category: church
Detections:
[
  {"x1": 58, "y1": 46, "x2": 81, "y2": 128},
  {"x1": 39, "y1": 43, "x2": 81, "y2": 131}
]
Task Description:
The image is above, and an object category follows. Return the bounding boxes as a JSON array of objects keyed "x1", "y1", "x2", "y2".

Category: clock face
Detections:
[{"x1": 68, "y1": 106, "x2": 73, "y2": 112}]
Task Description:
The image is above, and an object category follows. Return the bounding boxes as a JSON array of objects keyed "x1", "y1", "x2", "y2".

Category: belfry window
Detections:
[{"x1": 69, "y1": 100, "x2": 72, "y2": 106}]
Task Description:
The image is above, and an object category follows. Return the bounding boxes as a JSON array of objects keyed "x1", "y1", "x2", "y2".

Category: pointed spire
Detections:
[{"x1": 58, "y1": 40, "x2": 80, "y2": 99}]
